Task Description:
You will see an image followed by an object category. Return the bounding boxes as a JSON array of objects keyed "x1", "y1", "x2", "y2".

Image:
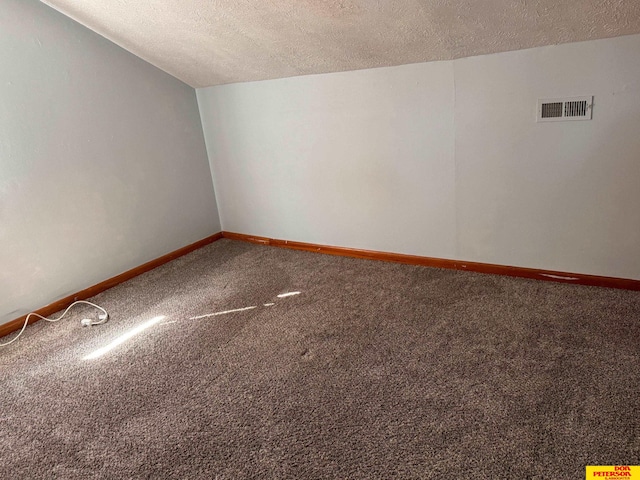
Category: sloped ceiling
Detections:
[{"x1": 40, "y1": 0, "x2": 640, "y2": 88}]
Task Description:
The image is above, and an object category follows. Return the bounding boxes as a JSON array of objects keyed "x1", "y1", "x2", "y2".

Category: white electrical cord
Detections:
[{"x1": 0, "y1": 300, "x2": 109, "y2": 347}]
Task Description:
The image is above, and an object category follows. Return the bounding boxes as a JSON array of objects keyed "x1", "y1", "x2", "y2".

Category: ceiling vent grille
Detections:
[{"x1": 537, "y1": 96, "x2": 593, "y2": 122}]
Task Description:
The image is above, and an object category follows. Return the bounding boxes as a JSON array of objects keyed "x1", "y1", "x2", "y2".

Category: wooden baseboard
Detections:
[
  {"x1": 0, "y1": 232, "x2": 223, "y2": 339},
  {"x1": 221, "y1": 231, "x2": 640, "y2": 291},
  {"x1": 4, "y1": 229, "x2": 637, "y2": 340}
]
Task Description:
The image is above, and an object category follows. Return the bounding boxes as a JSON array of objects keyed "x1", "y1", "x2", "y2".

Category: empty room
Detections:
[{"x1": 1, "y1": 0, "x2": 639, "y2": 478}]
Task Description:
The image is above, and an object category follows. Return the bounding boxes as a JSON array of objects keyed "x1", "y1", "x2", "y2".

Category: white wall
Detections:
[
  {"x1": 455, "y1": 34, "x2": 640, "y2": 279},
  {"x1": 197, "y1": 34, "x2": 640, "y2": 280},
  {"x1": 0, "y1": 0, "x2": 220, "y2": 325},
  {"x1": 197, "y1": 62, "x2": 457, "y2": 257}
]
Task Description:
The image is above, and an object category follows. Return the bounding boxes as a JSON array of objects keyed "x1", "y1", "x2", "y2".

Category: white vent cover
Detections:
[{"x1": 537, "y1": 96, "x2": 593, "y2": 122}]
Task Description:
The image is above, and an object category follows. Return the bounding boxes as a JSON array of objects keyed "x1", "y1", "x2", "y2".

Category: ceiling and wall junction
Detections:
[{"x1": 40, "y1": 0, "x2": 640, "y2": 87}]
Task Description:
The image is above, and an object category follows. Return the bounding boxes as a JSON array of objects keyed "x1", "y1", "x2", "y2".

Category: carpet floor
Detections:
[{"x1": 1, "y1": 239, "x2": 638, "y2": 479}]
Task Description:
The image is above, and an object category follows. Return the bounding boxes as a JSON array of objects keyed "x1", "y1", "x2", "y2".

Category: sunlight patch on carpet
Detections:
[
  {"x1": 83, "y1": 315, "x2": 166, "y2": 360},
  {"x1": 190, "y1": 306, "x2": 257, "y2": 320},
  {"x1": 277, "y1": 291, "x2": 301, "y2": 298}
]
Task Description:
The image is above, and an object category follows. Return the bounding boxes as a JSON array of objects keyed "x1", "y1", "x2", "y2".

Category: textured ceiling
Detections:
[{"x1": 40, "y1": 0, "x2": 640, "y2": 88}]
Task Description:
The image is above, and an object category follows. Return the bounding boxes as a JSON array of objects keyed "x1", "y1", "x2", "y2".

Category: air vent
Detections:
[{"x1": 537, "y1": 96, "x2": 593, "y2": 122}]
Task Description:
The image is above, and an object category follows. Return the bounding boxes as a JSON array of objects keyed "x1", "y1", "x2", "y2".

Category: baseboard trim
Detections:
[
  {"x1": 0, "y1": 232, "x2": 223, "y2": 339},
  {"x1": 222, "y1": 231, "x2": 640, "y2": 291},
  {"x1": 4, "y1": 229, "x2": 636, "y2": 340}
]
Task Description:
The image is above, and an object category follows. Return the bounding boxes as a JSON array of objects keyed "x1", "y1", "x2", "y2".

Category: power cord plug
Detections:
[{"x1": 82, "y1": 312, "x2": 109, "y2": 327}]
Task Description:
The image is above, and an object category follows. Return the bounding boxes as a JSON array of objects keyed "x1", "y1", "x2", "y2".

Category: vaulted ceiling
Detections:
[{"x1": 40, "y1": 0, "x2": 640, "y2": 88}]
